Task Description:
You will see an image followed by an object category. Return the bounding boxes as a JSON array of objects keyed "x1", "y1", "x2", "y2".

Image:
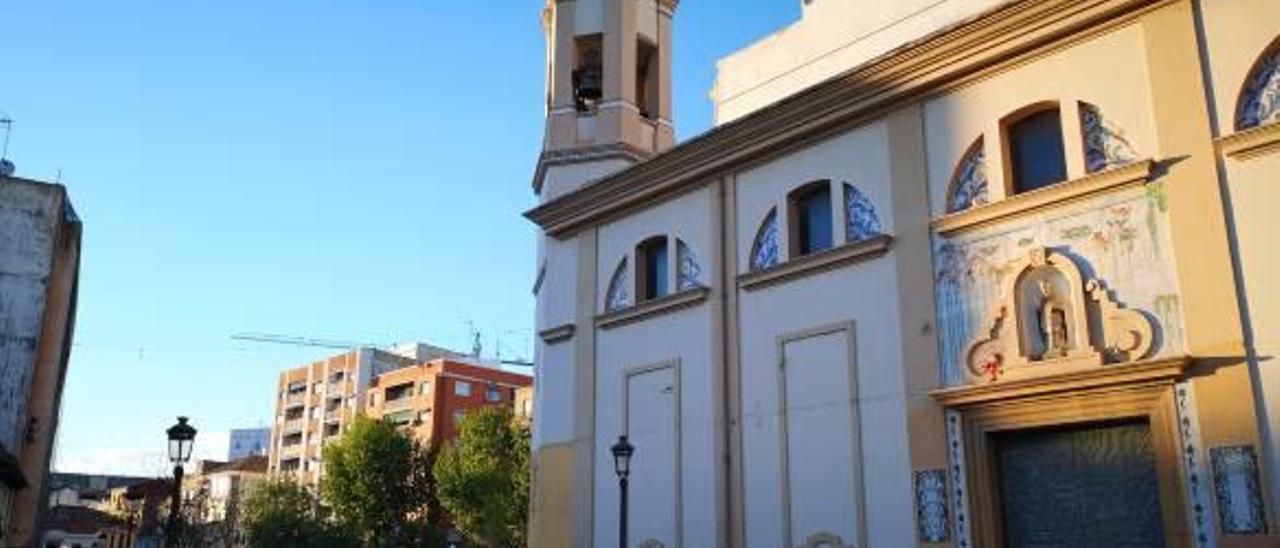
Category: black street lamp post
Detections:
[
  {"x1": 165, "y1": 417, "x2": 196, "y2": 548},
  {"x1": 611, "y1": 435, "x2": 634, "y2": 548}
]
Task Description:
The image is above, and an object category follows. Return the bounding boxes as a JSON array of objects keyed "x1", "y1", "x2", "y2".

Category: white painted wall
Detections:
[
  {"x1": 592, "y1": 187, "x2": 720, "y2": 548},
  {"x1": 734, "y1": 122, "x2": 913, "y2": 547},
  {"x1": 713, "y1": 0, "x2": 1013, "y2": 124}
]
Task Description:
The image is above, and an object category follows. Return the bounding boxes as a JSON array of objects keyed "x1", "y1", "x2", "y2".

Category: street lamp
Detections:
[
  {"x1": 165, "y1": 417, "x2": 196, "y2": 548},
  {"x1": 610, "y1": 435, "x2": 634, "y2": 548}
]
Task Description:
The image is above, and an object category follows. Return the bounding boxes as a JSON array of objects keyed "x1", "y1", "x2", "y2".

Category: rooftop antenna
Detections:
[
  {"x1": 472, "y1": 331, "x2": 483, "y2": 359},
  {"x1": 0, "y1": 117, "x2": 14, "y2": 177}
]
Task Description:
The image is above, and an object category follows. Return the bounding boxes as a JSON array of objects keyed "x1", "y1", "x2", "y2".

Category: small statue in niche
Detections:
[{"x1": 1037, "y1": 280, "x2": 1070, "y2": 359}]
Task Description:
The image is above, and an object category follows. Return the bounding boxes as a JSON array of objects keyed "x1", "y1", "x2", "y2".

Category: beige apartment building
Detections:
[{"x1": 526, "y1": 0, "x2": 1280, "y2": 546}]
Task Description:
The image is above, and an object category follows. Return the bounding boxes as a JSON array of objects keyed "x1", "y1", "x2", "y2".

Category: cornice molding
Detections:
[
  {"x1": 532, "y1": 142, "x2": 653, "y2": 194},
  {"x1": 538, "y1": 323, "x2": 576, "y2": 345},
  {"x1": 737, "y1": 235, "x2": 892, "y2": 291},
  {"x1": 931, "y1": 159, "x2": 1155, "y2": 236},
  {"x1": 1218, "y1": 122, "x2": 1280, "y2": 160},
  {"x1": 931, "y1": 356, "x2": 1190, "y2": 407},
  {"x1": 595, "y1": 286, "x2": 710, "y2": 330},
  {"x1": 526, "y1": 0, "x2": 1168, "y2": 238}
]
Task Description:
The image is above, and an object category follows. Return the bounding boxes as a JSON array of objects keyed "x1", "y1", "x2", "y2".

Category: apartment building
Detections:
[
  {"x1": 365, "y1": 359, "x2": 533, "y2": 444},
  {"x1": 269, "y1": 347, "x2": 416, "y2": 484}
]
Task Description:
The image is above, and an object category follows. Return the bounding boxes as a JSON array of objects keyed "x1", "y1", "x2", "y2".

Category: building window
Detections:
[
  {"x1": 455, "y1": 381, "x2": 472, "y2": 397},
  {"x1": 636, "y1": 236, "x2": 669, "y2": 301},
  {"x1": 486, "y1": 386, "x2": 503, "y2": 402},
  {"x1": 636, "y1": 39, "x2": 658, "y2": 119},
  {"x1": 385, "y1": 382, "x2": 413, "y2": 403},
  {"x1": 324, "y1": 423, "x2": 340, "y2": 438},
  {"x1": 573, "y1": 34, "x2": 604, "y2": 113},
  {"x1": 419, "y1": 381, "x2": 431, "y2": 396},
  {"x1": 1006, "y1": 106, "x2": 1067, "y2": 194},
  {"x1": 789, "y1": 181, "x2": 833, "y2": 256},
  {"x1": 418, "y1": 410, "x2": 431, "y2": 425}
]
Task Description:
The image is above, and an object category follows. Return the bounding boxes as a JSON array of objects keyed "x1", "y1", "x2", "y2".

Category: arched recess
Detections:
[
  {"x1": 1236, "y1": 36, "x2": 1280, "y2": 131},
  {"x1": 605, "y1": 257, "x2": 631, "y2": 312},
  {"x1": 749, "y1": 208, "x2": 780, "y2": 271},
  {"x1": 946, "y1": 138, "x2": 988, "y2": 213},
  {"x1": 842, "y1": 182, "x2": 882, "y2": 243},
  {"x1": 676, "y1": 239, "x2": 702, "y2": 291},
  {"x1": 787, "y1": 180, "x2": 835, "y2": 257},
  {"x1": 1079, "y1": 102, "x2": 1138, "y2": 173}
]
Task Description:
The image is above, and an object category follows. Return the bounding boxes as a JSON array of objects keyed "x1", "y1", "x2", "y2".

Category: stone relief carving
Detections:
[
  {"x1": 605, "y1": 258, "x2": 631, "y2": 312},
  {"x1": 1238, "y1": 45, "x2": 1280, "y2": 130},
  {"x1": 947, "y1": 138, "x2": 988, "y2": 213},
  {"x1": 1080, "y1": 102, "x2": 1138, "y2": 173},
  {"x1": 963, "y1": 247, "x2": 1154, "y2": 382},
  {"x1": 750, "y1": 208, "x2": 780, "y2": 271},
  {"x1": 797, "y1": 532, "x2": 852, "y2": 548}
]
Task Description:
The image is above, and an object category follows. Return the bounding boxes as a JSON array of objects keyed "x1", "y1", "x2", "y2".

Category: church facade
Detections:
[{"x1": 525, "y1": 0, "x2": 1280, "y2": 546}]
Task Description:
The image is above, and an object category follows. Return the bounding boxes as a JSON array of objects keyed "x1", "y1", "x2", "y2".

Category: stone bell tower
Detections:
[{"x1": 534, "y1": 0, "x2": 677, "y2": 202}]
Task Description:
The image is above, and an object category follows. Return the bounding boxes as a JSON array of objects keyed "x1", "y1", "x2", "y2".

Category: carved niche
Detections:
[{"x1": 965, "y1": 247, "x2": 1154, "y2": 383}]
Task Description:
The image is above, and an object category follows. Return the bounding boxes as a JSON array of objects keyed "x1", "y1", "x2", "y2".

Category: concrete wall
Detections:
[{"x1": 0, "y1": 176, "x2": 80, "y2": 546}]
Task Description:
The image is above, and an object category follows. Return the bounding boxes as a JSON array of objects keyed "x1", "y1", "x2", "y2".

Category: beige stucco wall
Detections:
[{"x1": 1200, "y1": 0, "x2": 1280, "y2": 520}]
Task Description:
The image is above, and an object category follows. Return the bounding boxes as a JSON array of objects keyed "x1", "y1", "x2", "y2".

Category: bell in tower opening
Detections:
[{"x1": 573, "y1": 35, "x2": 603, "y2": 113}]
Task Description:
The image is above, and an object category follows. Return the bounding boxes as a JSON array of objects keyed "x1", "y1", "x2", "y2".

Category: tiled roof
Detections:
[{"x1": 43, "y1": 505, "x2": 128, "y2": 535}]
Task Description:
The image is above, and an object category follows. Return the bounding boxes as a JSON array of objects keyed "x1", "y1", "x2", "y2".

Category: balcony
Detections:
[
  {"x1": 324, "y1": 408, "x2": 343, "y2": 422},
  {"x1": 382, "y1": 396, "x2": 413, "y2": 412},
  {"x1": 281, "y1": 419, "x2": 305, "y2": 434},
  {"x1": 285, "y1": 391, "x2": 307, "y2": 405}
]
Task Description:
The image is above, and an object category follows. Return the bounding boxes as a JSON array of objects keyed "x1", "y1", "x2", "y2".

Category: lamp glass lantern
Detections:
[
  {"x1": 610, "y1": 435, "x2": 634, "y2": 478},
  {"x1": 166, "y1": 416, "x2": 197, "y2": 464}
]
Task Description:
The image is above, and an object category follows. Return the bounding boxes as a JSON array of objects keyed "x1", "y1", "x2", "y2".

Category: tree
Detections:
[
  {"x1": 434, "y1": 406, "x2": 531, "y2": 547},
  {"x1": 321, "y1": 414, "x2": 442, "y2": 547},
  {"x1": 241, "y1": 475, "x2": 354, "y2": 548}
]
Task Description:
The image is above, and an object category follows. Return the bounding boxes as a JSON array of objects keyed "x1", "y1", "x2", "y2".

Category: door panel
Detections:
[
  {"x1": 996, "y1": 420, "x2": 1166, "y2": 548},
  {"x1": 627, "y1": 366, "x2": 678, "y2": 547}
]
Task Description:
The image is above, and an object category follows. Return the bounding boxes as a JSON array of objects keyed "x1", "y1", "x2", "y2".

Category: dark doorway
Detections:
[{"x1": 995, "y1": 419, "x2": 1166, "y2": 548}]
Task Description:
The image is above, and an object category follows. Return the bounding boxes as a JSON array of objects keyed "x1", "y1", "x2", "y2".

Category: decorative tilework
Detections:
[
  {"x1": 843, "y1": 183, "x2": 883, "y2": 243},
  {"x1": 1176, "y1": 381, "x2": 1217, "y2": 548},
  {"x1": 914, "y1": 468, "x2": 950, "y2": 542},
  {"x1": 1211, "y1": 445, "x2": 1267, "y2": 536},
  {"x1": 945, "y1": 410, "x2": 971, "y2": 548},
  {"x1": 676, "y1": 239, "x2": 702, "y2": 291},
  {"x1": 1238, "y1": 46, "x2": 1280, "y2": 130},
  {"x1": 947, "y1": 139, "x2": 988, "y2": 213},
  {"x1": 605, "y1": 258, "x2": 631, "y2": 312},
  {"x1": 1081, "y1": 102, "x2": 1138, "y2": 174},
  {"x1": 750, "y1": 208, "x2": 780, "y2": 271}
]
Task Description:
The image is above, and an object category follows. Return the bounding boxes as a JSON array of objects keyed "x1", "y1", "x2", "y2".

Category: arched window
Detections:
[
  {"x1": 1005, "y1": 105, "x2": 1067, "y2": 194},
  {"x1": 947, "y1": 138, "x2": 988, "y2": 213},
  {"x1": 788, "y1": 181, "x2": 833, "y2": 256},
  {"x1": 1237, "y1": 39, "x2": 1280, "y2": 130},
  {"x1": 635, "y1": 236, "x2": 669, "y2": 301},
  {"x1": 750, "y1": 208, "x2": 780, "y2": 271}
]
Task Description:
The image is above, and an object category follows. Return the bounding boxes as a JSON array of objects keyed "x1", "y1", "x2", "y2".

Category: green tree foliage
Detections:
[
  {"x1": 321, "y1": 414, "x2": 442, "y2": 547},
  {"x1": 241, "y1": 475, "x2": 354, "y2": 548},
  {"x1": 434, "y1": 406, "x2": 531, "y2": 547}
]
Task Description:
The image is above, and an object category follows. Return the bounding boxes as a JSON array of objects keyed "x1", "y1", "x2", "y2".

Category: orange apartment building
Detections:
[
  {"x1": 269, "y1": 344, "x2": 531, "y2": 485},
  {"x1": 365, "y1": 359, "x2": 533, "y2": 444}
]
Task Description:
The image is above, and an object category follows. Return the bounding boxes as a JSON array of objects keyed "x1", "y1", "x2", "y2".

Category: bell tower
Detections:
[{"x1": 535, "y1": 0, "x2": 678, "y2": 201}]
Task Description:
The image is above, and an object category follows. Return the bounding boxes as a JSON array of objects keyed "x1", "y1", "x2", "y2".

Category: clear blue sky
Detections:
[{"x1": 1, "y1": 1, "x2": 797, "y2": 476}]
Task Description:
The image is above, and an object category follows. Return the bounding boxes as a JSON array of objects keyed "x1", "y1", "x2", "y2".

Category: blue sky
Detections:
[{"x1": 1, "y1": 1, "x2": 797, "y2": 476}]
